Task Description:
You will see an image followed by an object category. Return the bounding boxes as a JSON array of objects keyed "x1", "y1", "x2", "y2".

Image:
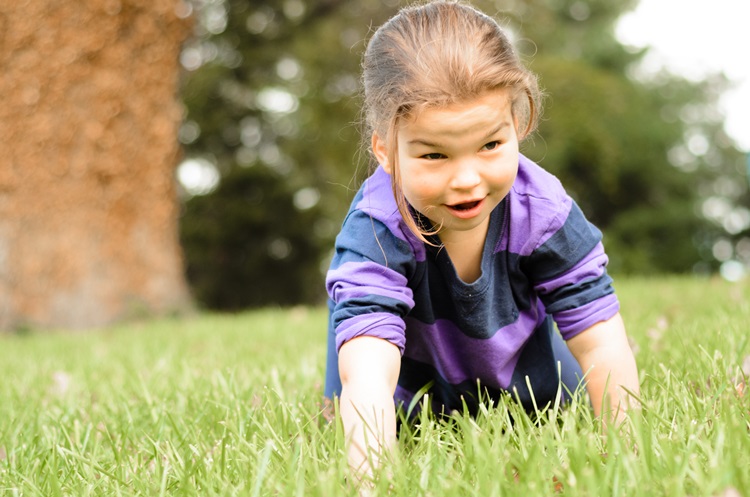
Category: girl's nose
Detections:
[{"x1": 449, "y1": 160, "x2": 482, "y2": 190}]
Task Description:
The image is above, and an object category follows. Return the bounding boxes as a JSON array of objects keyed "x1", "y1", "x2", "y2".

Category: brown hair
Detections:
[{"x1": 362, "y1": 0, "x2": 542, "y2": 242}]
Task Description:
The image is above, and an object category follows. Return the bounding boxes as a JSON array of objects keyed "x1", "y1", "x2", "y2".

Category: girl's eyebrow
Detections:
[
  {"x1": 408, "y1": 121, "x2": 511, "y2": 148},
  {"x1": 407, "y1": 137, "x2": 443, "y2": 148},
  {"x1": 481, "y1": 121, "x2": 511, "y2": 141}
]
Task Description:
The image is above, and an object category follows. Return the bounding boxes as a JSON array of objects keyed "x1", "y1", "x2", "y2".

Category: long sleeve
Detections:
[
  {"x1": 326, "y1": 191, "x2": 420, "y2": 354},
  {"x1": 525, "y1": 199, "x2": 619, "y2": 340}
]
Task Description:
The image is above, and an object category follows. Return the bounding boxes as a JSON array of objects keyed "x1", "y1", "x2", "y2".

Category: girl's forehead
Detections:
[{"x1": 399, "y1": 88, "x2": 514, "y2": 138}]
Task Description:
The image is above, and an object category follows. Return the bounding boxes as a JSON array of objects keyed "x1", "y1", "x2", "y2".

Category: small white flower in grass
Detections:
[
  {"x1": 647, "y1": 316, "x2": 669, "y2": 341},
  {"x1": 628, "y1": 337, "x2": 640, "y2": 356},
  {"x1": 735, "y1": 355, "x2": 750, "y2": 397},
  {"x1": 715, "y1": 488, "x2": 743, "y2": 497},
  {"x1": 50, "y1": 371, "x2": 72, "y2": 396}
]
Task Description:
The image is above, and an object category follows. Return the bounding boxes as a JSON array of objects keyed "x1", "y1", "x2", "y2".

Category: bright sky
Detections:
[{"x1": 616, "y1": 0, "x2": 750, "y2": 151}]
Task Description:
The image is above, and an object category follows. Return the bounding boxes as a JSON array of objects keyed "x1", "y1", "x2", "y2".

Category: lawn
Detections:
[{"x1": 0, "y1": 276, "x2": 748, "y2": 496}]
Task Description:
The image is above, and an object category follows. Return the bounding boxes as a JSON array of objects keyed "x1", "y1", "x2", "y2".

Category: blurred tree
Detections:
[
  {"x1": 179, "y1": 0, "x2": 399, "y2": 308},
  {"x1": 0, "y1": 0, "x2": 193, "y2": 330},
  {"x1": 181, "y1": 166, "x2": 324, "y2": 309},
  {"x1": 485, "y1": 0, "x2": 748, "y2": 273},
  {"x1": 180, "y1": 0, "x2": 748, "y2": 309}
]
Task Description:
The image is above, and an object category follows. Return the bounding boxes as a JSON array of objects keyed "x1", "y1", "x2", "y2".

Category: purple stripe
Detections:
[
  {"x1": 533, "y1": 242, "x2": 608, "y2": 293},
  {"x1": 326, "y1": 261, "x2": 415, "y2": 307},
  {"x1": 498, "y1": 155, "x2": 572, "y2": 256},
  {"x1": 335, "y1": 312, "x2": 407, "y2": 353},
  {"x1": 555, "y1": 294, "x2": 620, "y2": 340},
  {"x1": 395, "y1": 384, "x2": 417, "y2": 410},
  {"x1": 402, "y1": 304, "x2": 544, "y2": 390},
  {"x1": 355, "y1": 167, "x2": 398, "y2": 218},
  {"x1": 356, "y1": 167, "x2": 426, "y2": 262}
]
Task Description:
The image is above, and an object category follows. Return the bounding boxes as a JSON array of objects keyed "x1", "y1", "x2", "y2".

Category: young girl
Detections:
[{"x1": 324, "y1": 0, "x2": 639, "y2": 478}]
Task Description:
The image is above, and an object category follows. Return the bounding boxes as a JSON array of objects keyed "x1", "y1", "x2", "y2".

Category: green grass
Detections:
[{"x1": 1, "y1": 276, "x2": 749, "y2": 496}]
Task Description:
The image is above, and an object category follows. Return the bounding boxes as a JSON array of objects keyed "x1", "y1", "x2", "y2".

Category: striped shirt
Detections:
[{"x1": 326, "y1": 154, "x2": 619, "y2": 414}]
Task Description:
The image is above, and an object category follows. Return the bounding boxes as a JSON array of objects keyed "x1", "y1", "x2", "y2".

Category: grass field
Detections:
[{"x1": 1, "y1": 276, "x2": 749, "y2": 496}]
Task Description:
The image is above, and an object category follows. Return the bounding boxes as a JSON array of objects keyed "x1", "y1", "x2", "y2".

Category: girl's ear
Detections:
[{"x1": 371, "y1": 132, "x2": 392, "y2": 174}]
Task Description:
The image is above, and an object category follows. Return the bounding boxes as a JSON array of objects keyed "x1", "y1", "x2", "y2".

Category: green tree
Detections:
[
  {"x1": 180, "y1": 0, "x2": 748, "y2": 309},
  {"x1": 179, "y1": 0, "x2": 400, "y2": 308},
  {"x1": 181, "y1": 166, "x2": 324, "y2": 308},
  {"x1": 478, "y1": 0, "x2": 748, "y2": 273}
]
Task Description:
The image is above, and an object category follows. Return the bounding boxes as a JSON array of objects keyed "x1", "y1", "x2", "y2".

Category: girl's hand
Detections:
[
  {"x1": 566, "y1": 312, "x2": 640, "y2": 425},
  {"x1": 338, "y1": 336, "x2": 401, "y2": 480}
]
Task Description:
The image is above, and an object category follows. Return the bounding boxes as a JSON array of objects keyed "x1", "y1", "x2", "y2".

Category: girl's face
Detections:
[{"x1": 373, "y1": 88, "x2": 520, "y2": 243}]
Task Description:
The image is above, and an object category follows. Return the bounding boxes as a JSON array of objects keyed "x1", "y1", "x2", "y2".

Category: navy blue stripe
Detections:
[
  {"x1": 324, "y1": 299, "x2": 342, "y2": 399},
  {"x1": 332, "y1": 209, "x2": 416, "y2": 275},
  {"x1": 507, "y1": 316, "x2": 562, "y2": 411},
  {"x1": 332, "y1": 294, "x2": 411, "y2": 329},
  {"x1": 408, "y1": 207, "x2": 531, "y2": 337},
  {"x1": 541, "y1": 273, "x2": 615, "y2": 314},
  {"x1": 521, "y1": 202, "x2": 602, "y2": 282},
  {"x1": 399, "y1": 356, "x2": 499, "y2": 417}
]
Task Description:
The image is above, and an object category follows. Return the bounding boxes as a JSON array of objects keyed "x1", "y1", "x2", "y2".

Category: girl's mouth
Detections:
[
  {"x1": 446, "y1": 198, "x2": 485, "y2": 219},
  {"x1": 451, "y1": 200, "x2": 480, "y2": 211}
]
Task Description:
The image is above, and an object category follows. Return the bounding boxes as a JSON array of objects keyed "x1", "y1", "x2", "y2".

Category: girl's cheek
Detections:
[
  {"x1": 415, "y1": 178, "x2": 443, "y2": 197},
  {"x1": 495, "y1": 165, "x2": 518, "y2": 184}
]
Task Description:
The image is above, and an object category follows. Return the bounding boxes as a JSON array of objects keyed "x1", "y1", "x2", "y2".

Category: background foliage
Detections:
[{"x1": 178, "y1": 0, "x2": 749, "y2": 309}]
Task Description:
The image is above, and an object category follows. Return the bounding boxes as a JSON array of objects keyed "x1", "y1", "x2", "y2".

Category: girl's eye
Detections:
[
  {"x1": 421, "y1": 153, "x2": 446, "y2": 160},
  {"x1": 482, "y1": 141, "x2": 501, "y2": 151}
]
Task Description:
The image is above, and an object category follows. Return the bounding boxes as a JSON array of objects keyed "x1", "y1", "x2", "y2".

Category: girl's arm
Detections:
[
  {"x1": 338, "y1": 336, "x2": 401, "y2": 480},
  {"x1": 565, "y1": 312, "x2": 640, "y2": 424}
]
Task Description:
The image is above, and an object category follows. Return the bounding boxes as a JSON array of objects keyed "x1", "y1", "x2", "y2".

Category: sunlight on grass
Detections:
[{"x1": 0, "y1": 277, "x2": 748, "y2": 496}]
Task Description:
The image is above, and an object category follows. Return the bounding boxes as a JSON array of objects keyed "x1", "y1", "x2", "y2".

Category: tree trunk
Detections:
[{"x1": 0, "y1": 0, "x2": 193, "y2": 330}]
